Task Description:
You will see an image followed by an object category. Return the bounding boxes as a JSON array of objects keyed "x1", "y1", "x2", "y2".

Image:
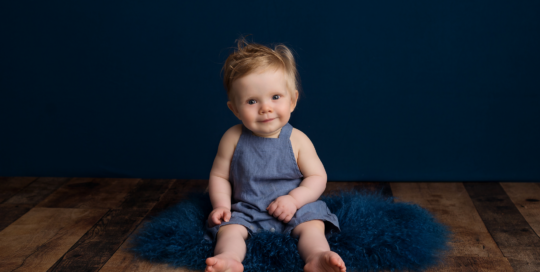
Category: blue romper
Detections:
[{"x1": 204, "y1": 122, "x2": 340, "y2": 241}]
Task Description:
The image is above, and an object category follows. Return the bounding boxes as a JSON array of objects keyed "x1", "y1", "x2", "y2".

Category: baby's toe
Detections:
[
  {"x1": 326, "y1": 252, "x2": 345, "y2": 272},
  {"x1": 205, "y1": 257, "x2": 217, "y2": 271}
]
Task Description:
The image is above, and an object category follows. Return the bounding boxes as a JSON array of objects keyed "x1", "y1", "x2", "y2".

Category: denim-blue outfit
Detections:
[{"x1": 204, "y1": 122, "x2": 340, "y2": 241}]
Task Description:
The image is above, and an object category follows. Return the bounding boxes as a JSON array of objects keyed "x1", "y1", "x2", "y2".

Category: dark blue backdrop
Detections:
[{"x1": 1, "y1": 1, "x2": 539, "y2": 181}]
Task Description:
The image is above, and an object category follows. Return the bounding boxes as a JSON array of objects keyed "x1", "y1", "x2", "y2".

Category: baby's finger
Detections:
[
  {"x1": 224, "y1": 210, "x2": 231, "y2": 222},
  {"x1": 209, "y1": 216, "x2": 218, "y2": 227},
  {"x1": 213, "y1": 212, "x2": 222, "y2": 224},
  {"x1": 268, "y1": 207, "x2": 276, "y2": 216},
  {"x1": 267, "y1": 204, "x2": 275, "y2": 214},
  {"x1": 284, "y1": 214, "x2": 293, "y2": 223},
  {"x1": 278, "y1": 212, "x2": 288, "y2": 221}
]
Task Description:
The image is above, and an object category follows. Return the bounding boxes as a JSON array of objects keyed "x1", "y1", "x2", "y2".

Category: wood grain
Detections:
[
  {"x1": 0, "y1": 207, "x2": 31, "y2": 232},
  {"x1": 324, "y1": 181, "x2": 392, "y2": 197},
  {"x1": 117, "y1": 178, "x2": 176, "y2": 210},
  {"x1": 464, "y1": 182, "x2": 540, "y2": 271},
  {"x1": 36, "y1": 177, "x2": 142, "y2": 208},
  {"x1": 47, "y1": 208, "x2": 149, "y2": 272},
  {"x1": 425, "y1": 256, "x2": 514, "y2": 271},
  {"x1": 1, "y1": 177, "x2": 71, "y2": 208},
  {"x1": 500, "y1": 182, "x2": 540, "y2": 237},
  {"x1": 0, "y1": 176, "x2": 38, "y2": 203},
  {"x1": 0, "y1": 177, "x2": 71, "y2": 231},
  {"x1": 390, "y1": 182, "x2": 505, "y2": 260},
  {"x1": 45, "y1": 178, "x2": 174, "y2": 271},
  {"x1": 0, "y1": 207, "x2": 107, "y2": 272}
]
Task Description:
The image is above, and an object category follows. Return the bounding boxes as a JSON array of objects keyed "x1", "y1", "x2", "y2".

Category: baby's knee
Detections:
[
  {"x1": 217, "y1": 224, "x2": 249, "y2": 240},
  {"x1": 291, "y1": 219, "x2": 325, "y2": 238}
]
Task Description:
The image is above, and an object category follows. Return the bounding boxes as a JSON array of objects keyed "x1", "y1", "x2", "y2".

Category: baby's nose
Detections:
[{"x1": 259, "y1": 104, "x2": 273, "y2": 113}]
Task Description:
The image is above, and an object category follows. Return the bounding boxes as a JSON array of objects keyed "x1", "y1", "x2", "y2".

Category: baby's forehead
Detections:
[{"x1": 233, "y1": 70, "x2": 287, "y2": 90}]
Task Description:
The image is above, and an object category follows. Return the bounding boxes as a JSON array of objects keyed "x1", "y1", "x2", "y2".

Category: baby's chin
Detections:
[{"x1": 247, "y1": 121, "x2": 286, "y2": 138}]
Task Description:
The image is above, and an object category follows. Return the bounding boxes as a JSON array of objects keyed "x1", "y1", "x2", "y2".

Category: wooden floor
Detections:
[{"x1": 0, "y1": 178, "x2": 539, "y2": 272}]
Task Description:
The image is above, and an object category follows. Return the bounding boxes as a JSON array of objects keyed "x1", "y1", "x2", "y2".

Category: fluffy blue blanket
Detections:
[{"x1": 129, "y1": 190, "x2": 451, "y2": 271}]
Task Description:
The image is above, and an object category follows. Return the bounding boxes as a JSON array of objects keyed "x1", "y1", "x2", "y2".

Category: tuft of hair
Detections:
[{"x1": 221, "y1": 35, "x2": 302, "y2": 103}]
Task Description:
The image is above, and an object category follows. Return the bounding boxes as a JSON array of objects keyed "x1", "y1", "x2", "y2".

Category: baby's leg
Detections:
[
  {"x1": 205, "y1": 224, "x2": 249, "y2": 272},
  {"x1": 291, "y1": 220, "x2": 346, "y2": 272}
]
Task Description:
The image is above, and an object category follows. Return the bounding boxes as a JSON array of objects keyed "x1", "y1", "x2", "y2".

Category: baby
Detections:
[{"x1": 204, "y1": 37, "x2": 346, "y2": 272}]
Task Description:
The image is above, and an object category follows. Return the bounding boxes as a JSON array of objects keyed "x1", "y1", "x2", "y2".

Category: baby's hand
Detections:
[
  {"x1": 266, "y1": 195, "x2": 298, "y2": 223},
  {"x1": 208, "y1": 207, "x2": 231, "y2": 228}
]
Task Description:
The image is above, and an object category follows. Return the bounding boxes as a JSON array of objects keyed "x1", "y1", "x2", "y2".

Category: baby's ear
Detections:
[
  {"x1": 290, "y1": 90, "x2": 299, "y2": 112},
  {"x1": 227, "y1": 101, "x2": 241, "y2": 119}
]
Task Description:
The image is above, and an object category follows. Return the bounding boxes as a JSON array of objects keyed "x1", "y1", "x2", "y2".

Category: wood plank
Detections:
[
  {"x1": 464, "y1": 182, "x2": 540, "y2": 271},
  {"x1": 36, "y1": 177, "x2": 142, "y2": 209},
  {"x1": 118, "y1": 178, "x2": 176, "y2": 210},
  {"x1": 0, "y1": 177, "x2": 72, "y2": 231},
  {"x1": 324, "y1": 181, "x2": 392, "y2": 197},
  {"x1": 390, "y1": 182, "x2": 505, "y2": 259},
  {"x1": 425, "y1": 256, "x2": 514, "y2": 271},
  {"x1": 500, "y1": 182, "x2": 540, "y2": 237},
  {"x1": 45, "y1": 178, "x2": 174, "y2": 272},
  {"x1": 0, "y1": 207, "x2": 107, "y2": 272},
  {"x1": 0, "y1": 176, "x2": 38, "y2": 203},
  {"x1": 0, "y1": 207, "x2": 31, "y2": 232},
  {"x1": 47, "y1": 208, "x2": 149, "y2": 272},
  {"x1": 100, "y1": 179, "x2": 207, "y2": 271},
  {"x1": 1, "y1": 177, "x2": 71, "y2": 208}
]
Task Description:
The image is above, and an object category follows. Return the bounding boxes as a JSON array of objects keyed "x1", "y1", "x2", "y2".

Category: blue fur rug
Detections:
[{"x1": 129, "y1": 190, "x2": 451, "y2": 272}]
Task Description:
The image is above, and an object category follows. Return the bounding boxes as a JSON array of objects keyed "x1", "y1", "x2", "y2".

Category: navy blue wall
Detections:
[{"x1": 1, "y1": 1, "x2": 539, "y2": 181}]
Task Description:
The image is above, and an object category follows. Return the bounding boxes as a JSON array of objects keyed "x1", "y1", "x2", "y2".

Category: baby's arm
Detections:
[
  {"x1": 207, "y1": 125, "x2": 240, "y2": 227},
  {"x1": 287, "y1": 130, "x2": 327, "y2": 209}
]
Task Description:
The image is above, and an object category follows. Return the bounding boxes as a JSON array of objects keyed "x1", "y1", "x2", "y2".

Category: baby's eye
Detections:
[
  {"x1": 273, "y1": 95, "x2": 280, "y2": 100},
  {"x1": 248, "y1": 99, "x2": 256, "y2": 105}
]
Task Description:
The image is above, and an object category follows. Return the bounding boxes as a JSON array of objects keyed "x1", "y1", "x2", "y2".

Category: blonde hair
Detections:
[{"x1": 221, "y1": 35, "x2": 302, "y2": 104}]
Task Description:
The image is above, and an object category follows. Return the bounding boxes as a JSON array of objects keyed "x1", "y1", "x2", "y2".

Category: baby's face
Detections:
[{"x1": 227, "y1": 68, "x2": 298, "y2": 138}]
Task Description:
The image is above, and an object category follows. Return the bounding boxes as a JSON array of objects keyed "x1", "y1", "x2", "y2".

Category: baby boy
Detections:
[{"x1": 204, "y1": 37, "x2": 346, "y2": 272}]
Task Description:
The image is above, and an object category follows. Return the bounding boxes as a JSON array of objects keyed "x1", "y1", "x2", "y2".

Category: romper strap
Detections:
[{"x1": 278, "y1": 122, "x2": 293, "y2": 141}]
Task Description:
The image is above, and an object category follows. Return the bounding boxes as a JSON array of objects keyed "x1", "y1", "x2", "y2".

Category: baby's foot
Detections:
[
  {"x1": 304, "y1": 251, "x2": 346, "y2": 272},
  {"x1": 205, "y1": 253, "x2": 244, "y2": 272}
]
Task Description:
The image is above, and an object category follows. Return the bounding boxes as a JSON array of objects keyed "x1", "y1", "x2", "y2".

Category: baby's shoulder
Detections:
[
  {"x1": 290, "y1": 127, "x2": 313, "y2": 151},
  {"x1": 222, "y1": 124, "x2": 243, "y2": 149}
]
